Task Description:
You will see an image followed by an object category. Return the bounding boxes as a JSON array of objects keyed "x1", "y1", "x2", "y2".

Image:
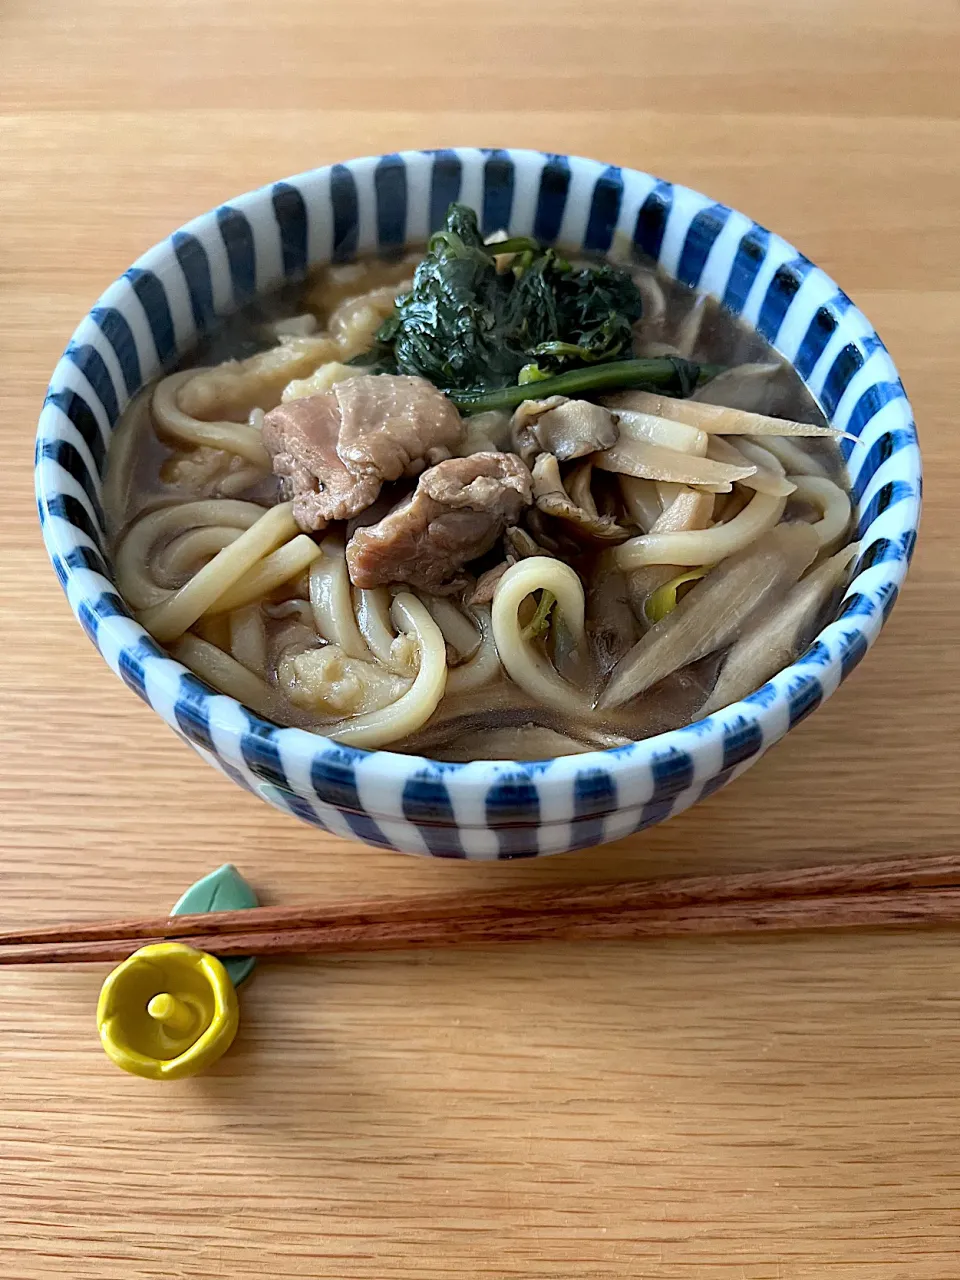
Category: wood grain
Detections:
[{"x1": 2, "y1": 1, "x2": 959, "y2": 1275}]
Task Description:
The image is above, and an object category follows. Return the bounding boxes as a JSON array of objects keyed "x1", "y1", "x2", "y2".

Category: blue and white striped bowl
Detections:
[{"x1": 35, "y1": 150, "x2": 921, "y2": 859}]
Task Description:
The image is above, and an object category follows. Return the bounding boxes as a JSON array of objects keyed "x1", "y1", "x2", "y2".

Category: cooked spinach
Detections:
[
  {"x1": 448, "y1": 356, "x2": 722, "y2": 414},
  {"x1": 357, "y1": 203, "x2": 648, "y2": 392}
]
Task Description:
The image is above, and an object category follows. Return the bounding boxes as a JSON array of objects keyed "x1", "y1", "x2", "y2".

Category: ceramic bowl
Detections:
[{"x1": 35, "y1": 149, "x2": 921, "y2": 858}]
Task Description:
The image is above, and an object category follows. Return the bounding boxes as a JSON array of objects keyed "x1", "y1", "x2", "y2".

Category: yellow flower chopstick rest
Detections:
[{"x1": 97, "y1": 942, "x2": 239, "y2": 1080}]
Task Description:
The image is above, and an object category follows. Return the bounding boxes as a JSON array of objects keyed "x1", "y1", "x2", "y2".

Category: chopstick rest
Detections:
[{"x1": 101, "y1": 864, "x2": 258, "y2": 1081}]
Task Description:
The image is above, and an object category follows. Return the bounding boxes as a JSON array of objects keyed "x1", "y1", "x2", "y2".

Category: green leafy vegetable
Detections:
[
  {"x1": 449, "y1": 357, "x2": 723, "y2": 414},
  {"x1": 645, "y1": 568, "x2": 711, "y2": 625},
  {"x1": 361, "y1": 203, "x2": 649, "y2": 393},
  {"x1": 521, "y1": 590, "x2": 557, "y2": 642}
]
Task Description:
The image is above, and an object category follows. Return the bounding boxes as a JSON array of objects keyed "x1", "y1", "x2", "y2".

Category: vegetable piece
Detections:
[
  {"x1": 593, "y1": 438, "x2": 756, "y2": 488},
  {"x1": 619, "y1": 476, "x2": 663, "y2": 532},
  {"x1": 586, "y1": 558, "x2": 641, "y2": 676},
  {"x1": 362, "y1": 203, "x2": 647, "y2": 393},
  {"x1": 451, "y1": 356, "x2": 722, "y2": 414},
  {"x1": 521, "y1": 590, "x2": 557, "y2": 641},
  {"x1": 615, "y1": 490, "x2": 786, "y2": 570},
  {"x1": 615, "y1": 409, "x2": 708, "y2": 456},
  {"x1": 701, "y1": 543, "x2": 859, "y2": 713},
  {"x1": 644, "y1": 568, "x2": 710, "y2": 624},
  {"x1": 649, "y1": 488, "x2": 714, "y2": 535},
  {"x1": 601, "y1": 390, "x2": 848, "y2": 439},
  {"x1": 598, "y1": 521, "x2": 821, "y2": 709}
]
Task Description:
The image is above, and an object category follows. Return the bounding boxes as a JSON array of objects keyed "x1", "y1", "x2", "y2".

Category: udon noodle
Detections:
[{"x1": 104, "y1": 217, "x2": 855, "y2": 760}]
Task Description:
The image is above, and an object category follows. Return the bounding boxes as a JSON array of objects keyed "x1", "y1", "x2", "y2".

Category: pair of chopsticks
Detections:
[{"x1": 2, "y1": 852, "x2": 960, "y2": 967}]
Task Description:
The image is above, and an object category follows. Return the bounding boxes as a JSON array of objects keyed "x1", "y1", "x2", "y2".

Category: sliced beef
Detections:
[
  {"x1": 334, "y1": 375, "x2": 463, "y2": 480},
  {"x1": 262, "y1": 374, "x2": 464, "y2": 532},
  {"x1": 346, "y1": 453, "x2": 533, "y2": 593},
  {"x1": 261, "y1": 393, "x2": 380, "y2": 529}
]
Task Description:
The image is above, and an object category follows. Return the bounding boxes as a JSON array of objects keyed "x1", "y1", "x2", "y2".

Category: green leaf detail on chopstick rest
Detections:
[{"x1": 171, "y1": 864, "x2": 259, "y2": 987}]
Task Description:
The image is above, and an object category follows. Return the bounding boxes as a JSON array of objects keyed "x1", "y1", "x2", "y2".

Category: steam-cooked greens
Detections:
[{"x1": 356, "y1": 204, "x2": 712, "y2": 410}]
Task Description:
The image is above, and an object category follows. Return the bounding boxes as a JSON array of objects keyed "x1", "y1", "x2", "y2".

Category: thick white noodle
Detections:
[
  {"x1": 788, "y1": 475, "x2": 852, "y2": 550},
  {"x1": 419, "y1": 595, "x2": 481, "y2": 661},
  {"x1": 153, "y1": 526, "x2": 243, "y2": 588},
  {"x1": 116, "y1": 499, "x2": 264, "y2": 609},
  {"x1": 205, "y1": 534, "x2": 323, "y2": 615},
  {"x1": 324, "y1": 594, "x2": 448, "y2": 748},
  {"x1": 217, "y1": 462, "x2": 268, "y2": 497},
  {"x1": 356, "y1": 588, "x2": 398, "y2": 664},
  {"x1": 263, "y1": 598, "x2": 314, "y2": 625},
  {"x1": 615, "y1": 491, "x2": 786, "y2": 570},
  {"x1": 152, "y1": 370, "x2": 272, "y2": 468},
  {"x1": 138, "y1": 502, "x2": 299, "y2": 643},
  {"x1": 171, "y1": 634, "x2": 281, "y2": 721},
  {"x1": 444, "y1": 606, "x2": 502, "y2": 696},
  {"x1": 309, "y1": 539, "x2": 370, "y2": 660},
  {"x1": 491, "y1": 557, "x2": 591, "y2": 714},
  {"x1": 229, "y1": 604, "x2": 268, "y2": 675},
  {"x1": 760, "y1": 435, "x2": 829, "y2": 478},
  {"x1": 706, "y1": 436, "x2": 796, "y2": 498}
]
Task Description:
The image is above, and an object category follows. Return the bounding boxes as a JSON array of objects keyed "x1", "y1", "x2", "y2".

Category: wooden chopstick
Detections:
[
  {"x1": 3, "y1": 887, "x2": 960, "y2": 966},
  {"x1": 2, "y1": 854, "x2": 960, "y2": 966}
]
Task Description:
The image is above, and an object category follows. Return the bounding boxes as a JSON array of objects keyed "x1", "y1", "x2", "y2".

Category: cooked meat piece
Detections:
[
  {"x1": 262, "y1": 374, "x2": 464, "y2": 532},
  {"x1": 334, "y1": 375, "x2": 463, "y2": 480},
  {"x1": 469, "y1": 562, "x2": 509, "y2": 606},
  {"x1": 346, "y1": 453, "x2": 533, "y2": 593},
  {"x1": 504, "y1": 525, "x2": 557, "y2": 560},
  {"x1": 262, "y1": 393, "x2": 380, "y2": 529}
]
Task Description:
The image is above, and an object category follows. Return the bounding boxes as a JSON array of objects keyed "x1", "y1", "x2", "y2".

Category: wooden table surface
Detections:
[{"x1": 3, "y1": 2, "x2": 960, "y2": 1276}]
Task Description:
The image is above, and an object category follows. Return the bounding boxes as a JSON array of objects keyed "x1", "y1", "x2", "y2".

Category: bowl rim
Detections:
[{"x1": 35, "y1": 147, "x2": 922, "y2": 811}]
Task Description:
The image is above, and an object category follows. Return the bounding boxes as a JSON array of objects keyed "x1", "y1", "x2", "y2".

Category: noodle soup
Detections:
[{"x1": 103, "y1": 205, "x2": 854, "y2": 761}]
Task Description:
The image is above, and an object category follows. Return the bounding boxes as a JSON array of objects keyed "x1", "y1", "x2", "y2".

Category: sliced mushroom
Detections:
[
  {"x1": 511, "y1": 397, "x2": 568, "y2": 462},
  {"x1": 531, "y1": 453, "x2": 632, "y2": 543},
  {"x1": 530, "y1": 400, "x2": 620, "y2": 462}
]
